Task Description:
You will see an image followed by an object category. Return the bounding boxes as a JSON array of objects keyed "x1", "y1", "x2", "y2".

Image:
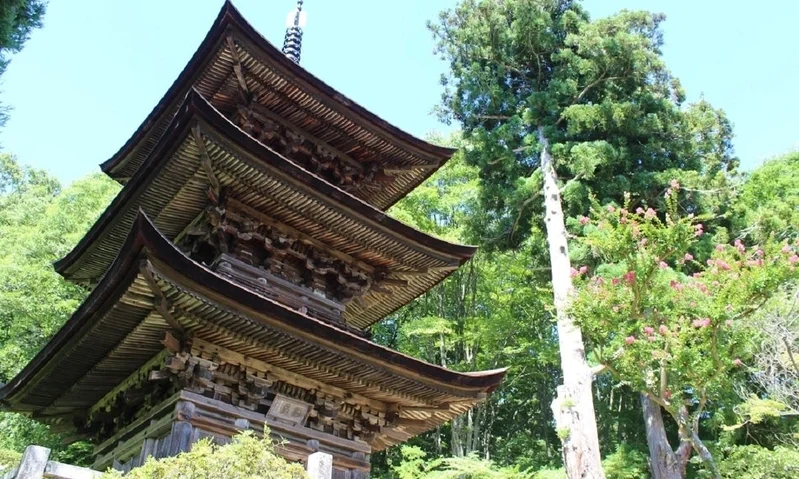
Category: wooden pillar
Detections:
[
  {"x1": 16, "y1": 445, "x2": 50, "y2": 479},
  {"x1": 307, "y1": 451, "x2": 333, "y2": 479}
]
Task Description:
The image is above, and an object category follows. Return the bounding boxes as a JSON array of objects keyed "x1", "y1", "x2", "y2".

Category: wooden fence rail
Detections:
[{"x1": 0, "y1": 445, "x2": 332, "y2": 479}]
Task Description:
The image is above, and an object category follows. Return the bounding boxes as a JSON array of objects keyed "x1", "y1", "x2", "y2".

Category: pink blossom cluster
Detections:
[
  {"x1": 692, "y1": 318, "x2": 711, "y2": 328},
  {"x1": 625, "y1": 324, "x2": 670, "y2": 346},
  {"x1": 694, "y1": 223, "x2": 704, "y2": 237},
  {"x1": 669, "y1": 280, "x2": 684, "y2": 292},
  {"x1": 570, "y1": 265, "x2": 590, "y2": 278}
]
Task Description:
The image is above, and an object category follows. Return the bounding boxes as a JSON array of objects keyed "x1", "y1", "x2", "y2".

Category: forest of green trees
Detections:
[{"x1": 1, "y1": 1, "x2": 798, "y2": 478}]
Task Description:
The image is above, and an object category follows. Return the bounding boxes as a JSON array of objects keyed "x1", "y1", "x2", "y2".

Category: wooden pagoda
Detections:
[{"x1": 0, "y1": 2, "x2": 505, "y2": 477}]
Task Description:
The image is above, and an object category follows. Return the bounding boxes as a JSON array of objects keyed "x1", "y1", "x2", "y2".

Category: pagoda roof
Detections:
[
  {"x1": 56, "y1": 89, "x2": 475, "y2": 329},
  {"x1": 100, "y1": 1, "x2": 454, "y2": 210},
  {"x1": 0, "y1": 212, "x2": 505, "y2": 451}
]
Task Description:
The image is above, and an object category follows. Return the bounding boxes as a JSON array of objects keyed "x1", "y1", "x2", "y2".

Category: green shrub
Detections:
[
  {"x1": 602, "y1": 444, "x2": 649, "y2": 479},
  {"x1": 531, "y1": 444, "x2": 647, "y2": 479},
  {"x1": 0, "y1": 448, "x2": 21, "y2": 474},
  {"x1": 715, "y1": 445, "x2": 799, "y2": 479},
  {"x1": 532, "y1": 468, "x2": 566, "y2": 479},
  {"x1": 101, "y1": 431, "x2": 307, "y2": 479},
  {"x1": 393, "y1": 446, "x2": 531, "y2": 479}
]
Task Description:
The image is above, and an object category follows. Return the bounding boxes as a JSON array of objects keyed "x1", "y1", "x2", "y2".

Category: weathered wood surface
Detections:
[
  {"x1": 102, "y1": 3, "x2": 454, "y2": 212},
  {"x1": 57, "y1": 99, "x2": 469, "y2": 329},
  {"x1": 42, "y1": 462, "x2": 101, "y2": 479},
  {"x1": 2, "y1": 445, "x2": 101, "y2": 479},
  {"x1": 307, "y1": 452, "x2": 333, "y2": 479},
  {"x1": 14, "y1": 446, "x2": 48, "y2": 479}
]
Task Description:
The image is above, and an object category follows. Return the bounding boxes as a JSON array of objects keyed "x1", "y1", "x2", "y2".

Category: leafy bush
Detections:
[
  {"x1": 392, "y1": 446, "x2": 530, "y2": 479},
  {"x1": 714, "y1": 445, "x2": 799, "y2": 479},
  {"x1": 532, "y1": 444, "x2": 647, "y2": 479},
  {"x1": 101, "y1": 431, "x2": 307, "y2": 479},
  {"x1": 532, "y1": 469, "x2": 566, "y2": 479},
  {"x1": 601, "y1": 444, "x2": 648, "y2": 479},
  {"x1": 0, "y1": 448, "x2": 21, "y2": 474}
]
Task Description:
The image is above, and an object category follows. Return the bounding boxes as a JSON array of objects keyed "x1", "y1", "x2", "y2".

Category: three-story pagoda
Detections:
[{"x1": 0, "y1": 3, "x2": 505, "y2": 477}]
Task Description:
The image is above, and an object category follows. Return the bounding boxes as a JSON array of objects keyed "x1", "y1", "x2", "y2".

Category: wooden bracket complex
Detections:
[
  {"x1": 140, "y1": 261, "x2": 185, "y2": 335},
  {"x1": 191, "y1": 126, "x2": 222, "y2": 200},
  {"x1": 225, "y1": 35, "x2": 250, "y2": 103}
]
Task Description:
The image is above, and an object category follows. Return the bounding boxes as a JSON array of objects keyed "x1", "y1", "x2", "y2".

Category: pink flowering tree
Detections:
[{"x1": 570, "y1": 183, "x2": 799, "y2": 479}]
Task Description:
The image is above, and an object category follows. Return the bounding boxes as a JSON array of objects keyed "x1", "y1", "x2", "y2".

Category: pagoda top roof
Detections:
[
  {"x1": 100, "y1": 1, "x2": 455, "y2": 210},
  {"x1": 0, "y1": 212, "x2": 505, "y2": 450},
  {"x1": 56, "y1": 89, "x2": 475, "y2": 329}
]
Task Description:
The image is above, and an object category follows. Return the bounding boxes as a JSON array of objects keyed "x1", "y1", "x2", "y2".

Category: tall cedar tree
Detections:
[{"x1": 430, "y1": 1, "x2": 735, "y2": 477}]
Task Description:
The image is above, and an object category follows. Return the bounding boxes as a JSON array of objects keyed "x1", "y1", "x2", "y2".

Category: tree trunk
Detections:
[
  {"x1": 641, "y1": 394, "x2": 689, "y2": 479},
  {"x1": 539, "y1": 128, "x2": 605, "y2": 479},
  {"x1": 690, "y1": 430, "x2": 720, "y2": 479}
]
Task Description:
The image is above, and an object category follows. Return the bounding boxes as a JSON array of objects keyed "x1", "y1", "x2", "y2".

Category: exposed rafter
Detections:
[
  {"x1": 191, "y1": 126, "x2": 221, "y2": 198},
  {"x1": 225, "y1": 35, "x2": 250, "y2": 102},
  {"x1": 140, "y1": 261, "x2": 185, "y2": 334}
]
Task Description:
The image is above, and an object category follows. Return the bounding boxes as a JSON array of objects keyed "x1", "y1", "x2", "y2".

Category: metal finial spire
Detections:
[{"x1": 282, "y1": 0, "x2": 306, "y2": 64}]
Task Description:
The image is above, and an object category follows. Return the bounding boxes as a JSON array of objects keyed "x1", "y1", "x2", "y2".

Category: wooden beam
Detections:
[
  {"x1": 243, "y1": 73, "x2": 384, "y2": 160},
  {"x1": 191, "y1": 337, "x2": 387, "y2": 412},
  {"x1": 247, "y1": 102, "x2": 363, "y2": 171},
  {"x1": 179, "y1": 390, "x2": 373, "y2": 454},
  {"x1": 382, "y1": 164, "x2": 439, "y2": 175},
  {"x1": 87, "y1": 349, "x2": 170, "y2": 419},
  {"x1": 375, "y1": 277, "x2": 408, "y2": 287},
  {"x1": 393, "y1": 404, "x2": 452, "y2": 413},
  {"x1": 225, "y1": 35, "x2": 250, "y2": 100},
  {"x1": 227, "y1": 198, "x2": 376, "y2": 274},
  {"x1": 140, "y1": 262, "x2": 185, "y2": 334},
  {"x1": 191, "y1": 126, "x2": 222, "y2": 197},
  {"x1": 172, "y1": 210, "x2": 210, "y2": 248},
  {"x1": 160, "y1": 331, "x2": 182, "y2": 354},
  {"x1": 390, "y1": 265, "x2": 460, "y2": 277},
  {"x1": 391, "y1": 417, "x2": 429, "y2": 427}
]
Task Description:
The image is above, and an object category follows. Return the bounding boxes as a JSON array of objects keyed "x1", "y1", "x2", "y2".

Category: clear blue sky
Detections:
[{"x1": 2, "y1": 0, "x2": 797, "y2": 184}]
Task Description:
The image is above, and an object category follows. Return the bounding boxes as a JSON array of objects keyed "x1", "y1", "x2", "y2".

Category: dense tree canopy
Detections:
[
  {"x1": 0, "y1": 1, "x2": 796, "y2": 478},
  {"x1": 0, "y1": 153, "x2": 118, "y2": 463}
]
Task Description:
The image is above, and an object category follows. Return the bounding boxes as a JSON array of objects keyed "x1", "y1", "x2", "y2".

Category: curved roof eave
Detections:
[
  {"x1": 100, "y1": 0, "x2": 456, "y2": 181},
  {"x1": 57, "y1": 88, "x2": 476, "y2": 281},
  {"x1": 3, "y1": 211, "x2": 505, "y2": 409}
]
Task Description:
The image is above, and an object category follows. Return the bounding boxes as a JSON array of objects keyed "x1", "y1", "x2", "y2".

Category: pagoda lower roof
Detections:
[
  {"x1": 100, "y1": 1, "x2": 454, "y2": 210},
  {"x1": 0, "y1": 212, "x2": 505, "y2": 451},
  {"x1": 56, "y1": 89, "x2": 475, "y2": 329}
]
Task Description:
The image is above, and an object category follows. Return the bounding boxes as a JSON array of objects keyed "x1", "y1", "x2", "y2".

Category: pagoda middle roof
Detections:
[
  {"x1": 100, "y1": 1, "x2": 455, "y2": 210},
  {"x1": 56, "y1": 89, "x2": 475, "y2": 330},
  {"x1": 0, "y1": 212, "x2": 506, "y2": 451}
]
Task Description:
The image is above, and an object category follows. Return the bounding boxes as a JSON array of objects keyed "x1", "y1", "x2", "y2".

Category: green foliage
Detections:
[
  {"x1": 374, "y1": 134, "x2": 565, "y2": 474},
  {"x1": 712, "y1": 445, "x2": 799, "y2": 479},
  {"x1": 430, "y1": 0, "x2": 736, "y2": 249},
  {"x1": 0, "y1": 448, "x2": 21, "y2": 474},
  {"x1": 390, "y1": 445, "x2": 530, "y2": 479},
  {"x1": 0, "y1": 413, "x2": 92, "y2": 466},
  {"x1": 101, "y1": 431, "x2": 307, "y2": 479},
  {"x1": 532, "y1": 469, "x2": 566, "y2": 479},
  {"x1": 0, "y1": 153, "x2": 118, "y2": 462},
  {"x1": 725, "y1": 396, "x2": 789, "y2": 431},
  {"x1": 601, "y1": 444, "x2": 648, "y2": 479},
  {"x1": 570, "y1": 183, "x2": 799, "y2": 475},
  {"x1": 733, "y1": 152, "x2": 799, "y2": 242},
  {"x1": 531, "y1": 444, "x2": 647, "y2": 479},
  {"x1": 572, "y1": 186, "x2": 799, "y2": 408},
  {"x1": 0, "y1": 0, "x2": 46, "y2": 124},
  {"x1": 0, "y1": 154, "x2": 119, "y2": 381}
]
